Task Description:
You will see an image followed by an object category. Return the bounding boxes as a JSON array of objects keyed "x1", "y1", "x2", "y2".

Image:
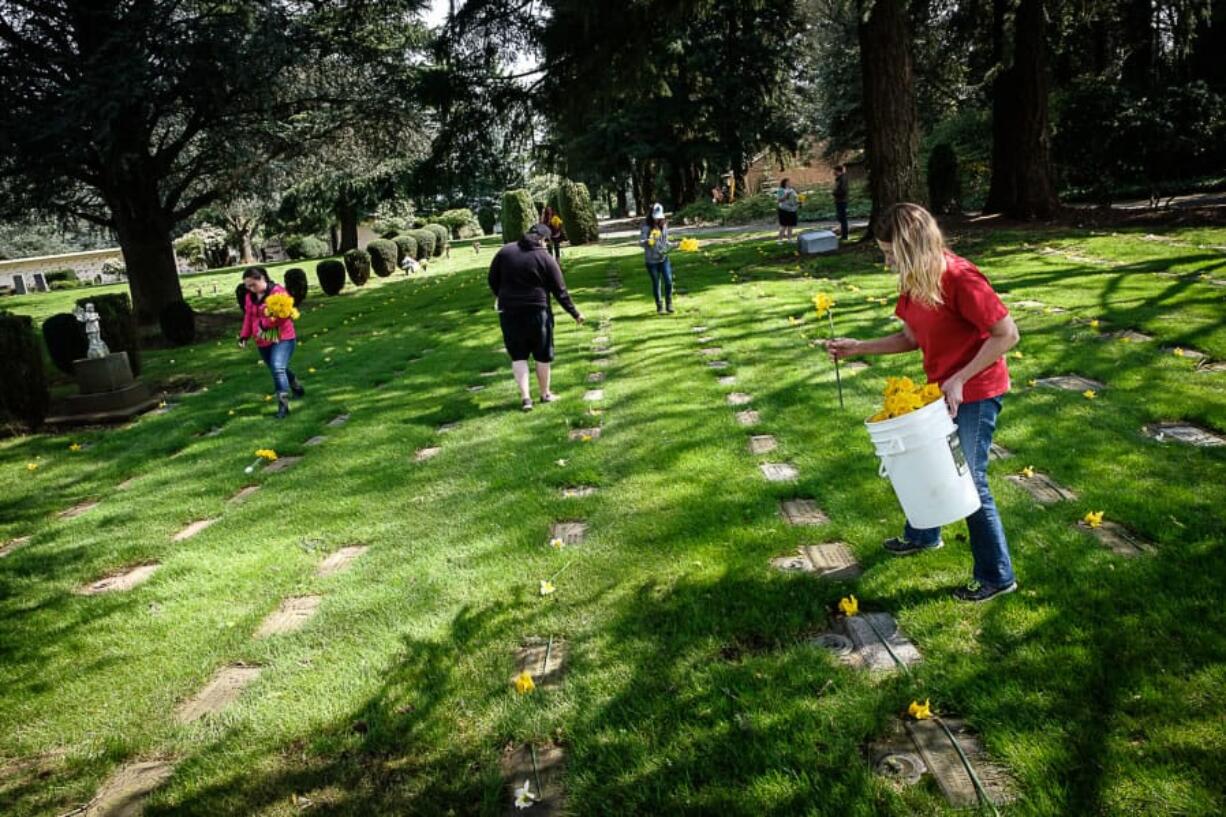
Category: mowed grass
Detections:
[{"x1": 0, "y1": 224, "x2": 1224, "y2": 815}]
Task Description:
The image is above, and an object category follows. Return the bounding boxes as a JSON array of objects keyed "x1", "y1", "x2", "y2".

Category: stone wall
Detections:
[{"x1": 0, "y1": 247, "x2": 127, "y2": 294}]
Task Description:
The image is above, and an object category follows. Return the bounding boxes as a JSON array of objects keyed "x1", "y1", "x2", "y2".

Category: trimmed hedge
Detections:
[
  {"x1": 159, "y1": 300, "x2": 196, "y2": 346},
  {"x1": 316, "y1": 259, "x2": 346, "y2": 295},
  {"x1": 424, "y1": 224, "x2": 449, "y2": 257},
  {"x1": 500, "y1": 189, "x2": 536, "y2": 244},
  {"x1": 76, "y1": 294, "x2": 140, "y2": 376},
  {"x1": 367, "y1": 239, "x2": 398, "y2": 277},
  {"x1": 42, "y1": 313, "x2": 87, "y2": 374},
  {"x1": 557, "y1": 179, "x2": 600, "y2": 245},
  {"x1": 343, "y1": 249, "x2": 371, "y2": 287},
  {"x1": 393, "y1": 235, "x2": 418, "y2": 263},
  {"x1": 0, "y1": 313, "x2": 49, "y2": 429},
  {"x1": 477, "y1": 205, "x2": 497, "y2": 235},
  {"x1": 285, "y1": 268, "x2": 308, "y2": 305},
  {"x1": 283, "y1": 235, "x2": 328, "y2": 260},
  {"x1": 436, "y1": 208, "x2": 481, "y2": 238},
  {"x1": 408, "y1": 229, "x2": 436, "y2": 259}
]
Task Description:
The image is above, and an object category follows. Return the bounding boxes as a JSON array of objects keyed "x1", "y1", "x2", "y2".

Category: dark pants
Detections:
[
  {"x1": 646, "y1": 258, "x2": 673, "y2": 306},
  {"x1": 257, "y1": 339, "x2": 298, "y2": 394},
  {"x1": 548, "y1": 239, "x2": 561, "y2": 261},
  {"x1": 835, "y1": 201, "x2": 849, "y2": 239}
]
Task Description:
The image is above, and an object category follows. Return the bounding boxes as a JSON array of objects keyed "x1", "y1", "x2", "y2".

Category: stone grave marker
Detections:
[
  {"x1": 83, "y1": 759, "x2": 176, "y2": 817},
  {"x1": 500, "y1": 743, "x2": 566, "y2": 817},
  {"x1": 1199, "y1": 360, "x2": 1226, "y2": 373},
  {"x1": 696, "y1": 336, "x2": 715, "y2": 344},
  {"x1": 173, "y1": 518, "x2": 218, "y2": 542},
  {"x1": 116, "y1": 476, "x2": 139, "y2": 490},
  {"x1": 202, "y1": 426, "x2": 224, "y2": 438},
  {"x1": 466, "y1": 385, "x2": 485, "y2": 393},
  {"x1": 327, "y1": 413, "x2": 350, "y2": 427},
  {"x1": 771, "y1": 543, "x2": 857, "y2": 580},
  {"x1": 726, "y1": 392, "x2": 752, "y2": 406},
  {"x1": 717, "y1": 375, "x2": 737, "y2": 386},
  {"x1": 304, "y1": 435, "x2": 328, "y2": 447},
  {"x1": 593, "y1": 336, "x2": 610, "y2": 345},
  {"x1": 78, "y1": 564, "x2": 160, "y2": 595},
  {"x1": 264, "y1": 456, "x2": 302, "y2": 474},
  {"x1": 866, "y1": 724, "x2": 927, "y2": 787},
  {"x1": 317, "y1": 544, "x2": 368, "y2": 577},
  {"x1": 1106, "y1": 330, "x2": 1153, "y2": 343},
  {"x1": 988, "y1": 443, "x2": 1012, "y2": 461},
  {"x1": 904, "y1": 718, "x2": 1016, "y2": 808},
  {"x1": 586, "y1": 372, "x2": 605, "y2": 383},
  {"x1": 748, "y1": 435, "x2": 777, "y2": 455},
  {"x1": 760, "y1": 462, "x2": 799, "y2": 482},
  {"x1": 1036, "y1": 375, "x2": 1105, "y2": 392},
  {"x1": 568, "y1": 427, "x2": 602, "y2": 441},
  {"x1": 436, "y1": 423, "x2": 459, "y2": 434},
  {"x1": 58, "y1": 500, "x2": 100, "y2": 520},
  {"x1": 699, "y1": 347, "x2": 723, "y2": 357},
  {"x1": 415, "y1": 447, "x2": 442, "y2": 462},
  {"x1": 1005, "y1": 472, "x2": 1078, "y2": 504},
  {"x1": 735, "y1": 410, "x2": 760, "y2": 427},
  {"x1": 514, "y1": 636, "x2": 569, "y2": 691},
  {"x1": 1013, "y1": 300, "x2": 1045, "y2": 309},
  {"x1": 549, "y1": 521, "x2": 587, "y2": 546},
  {"x1": 176, "y1": 664, "x2": 262, "y2": 723},
  {"x1": 1167, "y1": 347, "x2": 1208, "y2": 361},
  {"x1": 228, "y1": 485, "x2": 261, "y2": 505},
  {"x1": 583, "y1": 389, "x2": 604, "y2": 402},
  {"x1": 692, "y1": 325, "x2": 708, "y2": 333},
  {"x1": 480, "y1": 370, "x2": 499, "y2": 378},
  {"x1": 1077, "y1": 520, "x2": 1154, "y2": 557},
  {"x1": 0, "y1": 536, "x2": 31, "y2": 558},
  {"x1": 706, "y1": 360, "x2": 729, "y2": 369},
  {"x1": 561, "y1": 486, "x2": 597, "y2": 498},
  {"x1": 779, "y1": 499, "x2": 828, "y2": 525},
  {"x1": 255, "y1": 596, "x2": 322, "y2": 638},
  {"x1": 844, "y1": 612, "x2": 922, "y2": 671},
  {"x1": 1143, "y1": 422, "x2": 1226, "y2": 447}
]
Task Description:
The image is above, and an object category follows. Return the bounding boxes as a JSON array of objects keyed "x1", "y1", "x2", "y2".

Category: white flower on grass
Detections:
[{"x1": 514, "y1": 779, "x2": 536, "y2": 809}]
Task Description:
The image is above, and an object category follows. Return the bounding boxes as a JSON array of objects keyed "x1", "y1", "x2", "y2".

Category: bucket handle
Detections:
[{"x1": 876, "y1": 436, "x2": 905, "y2": 477}]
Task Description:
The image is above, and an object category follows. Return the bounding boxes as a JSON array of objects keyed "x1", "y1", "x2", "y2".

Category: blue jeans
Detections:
[
  {"x1": 257, "y1": 339, "x2": 297, "y2": 394},
  {"x1": 904, "y1": 396, "x2": 1016, "y2": 588},
  {"x1": 646, "y1": 258, "x2": 673, "y2": 305}
]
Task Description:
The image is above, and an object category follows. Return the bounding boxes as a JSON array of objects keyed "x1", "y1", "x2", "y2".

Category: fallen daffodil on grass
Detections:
[
  {"x1": 1082, "y1": 389, "x2": 1097, "y2": 400},
  {"x1": 1174, "y1": 348, "x2": 1185, "y2": 357},
  {"x1": 549, "y1": 537, "x2": 565, "y2": 550},
  {"x1": 908, "y1": 699, "x2": 933, "y2": 720},
  {"x1": 26, "y1": 462, "x2": 38, "y2": 472},
  {"x1": 1020, "y1": 466, "x2": 1035, "y2": 479},
  {"x1": 1084, "y1": 510, "x2": 1105, "y2": 529},
  {"x1": 514, "y1": 671, "x2": 536, "y2": 695},
  {"x1": 679, "y1": 237, "x2": 700, "y2": 252},
  {"x1": 514, "y1": 779, "x2": 536, "y2": 809},
  {"x1": 539, "y1": 580, "x2": 556, "y2": 597},
  {"x1": 838, "y1": 595, "x2": 859, "y2": 617},
  {"x1": 69, "y1": 443, "x2": 82, "y2": 452}
]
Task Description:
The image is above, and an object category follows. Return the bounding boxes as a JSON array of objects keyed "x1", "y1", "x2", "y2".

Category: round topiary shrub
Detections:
[
  {"x1": 41, "y1": 313, "x2": 88, "y2": 374},
  {"x1": 158, "y1": 300, "x2": 196, "y2": 346},
  {"x1": 367, "y1": 239, "x2": 398, "y2": 277},
  {"x1": 77, "y1": 293, "x2": 141, "y2": 375},
  {"x1": 424, "y1": 224, "x2": 449, "y2": 257},
  {"x1": 477, "y1": 205, "x2": 497, "y2": 236},
  {"x1": 316, "y1": 259, "x2": 346, "y2": 296},
  {"x1": 500, "y1": 189, "x2": 536, "y2": 244},
  {"x1": 343, "y1": 249, "x2": 371, "y2": 287},
  {"x1": 284, "y1": 268, "x2": 309, "y2": 305},
  {"x1": 282, "y1": 235, "x2": 328, "y2": 260},
  {"x1": 394, "y1": 235, "x2": 418, "y2": 263},
  {"x1": 927, "y1": 143, "x2": 961, "y2": 215},
  {"x1": 0, "y1": 313, "x2": 49, "y2": 430},
  {"x1": 558, "y1": 179, "x2": 600, "y2": 245},
  {"x1": 408, "y1": 229, "x2": 436, "y2": 260}
]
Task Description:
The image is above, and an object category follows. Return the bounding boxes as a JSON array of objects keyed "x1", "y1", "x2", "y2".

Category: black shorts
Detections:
[
  {"x1": 500, "y1": 308, "x2": 554, "y2": 363},
  {"x1": 778, "y1": 208, "x2": 799, "y2": 227}
]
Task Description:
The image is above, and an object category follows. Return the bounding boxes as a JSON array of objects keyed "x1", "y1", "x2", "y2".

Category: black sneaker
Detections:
[
  {"x1": 290, "y1": 381, "x2": 306, "y2": 398},
  {"x1": 521, "y1": 398, "x2": 534, "y2": 412},
  {"x1": 656, "y1": 304, "x2": 665, "y2": 315},
  {"x1": 952, "y1": 580, "x2": 1018, "y2": 603},
  {"x1": 665, "y1": 302, "x2": 675, "y2": 314},
  {"x1": 882, "y1": 537, "x2": 944, "y2": 556}
]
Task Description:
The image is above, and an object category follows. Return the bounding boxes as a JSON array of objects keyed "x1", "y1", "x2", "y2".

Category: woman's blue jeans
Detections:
[
  {"x1": 257, "y1": 339, "x2": 297, "y2": 394},
  {"x1": 903, "y1": 396, "x2": 1016, "y2": 588},
  {"x1": 646, "y1": 258, "x2": 673, "y2": 304}
]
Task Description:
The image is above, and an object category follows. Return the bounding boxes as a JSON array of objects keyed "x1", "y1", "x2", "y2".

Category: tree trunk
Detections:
[
  {"x1": 239, "y1": 230, "x2": 257, "y2": 264},
  {"x1": 667, "y1": 162, "x2": 684, "y2": 210},
  {"x1": 616, "y1": 183, "x2": 628, "y2": 218},
  {"x1": 329, "y1": 224, "x2": 339, "y2": 254},
  {"x1": 857, "y1": 0, "x2": 923, "y2": 238},
  {"x1": 108, "y1": 187, "x2": 183, "y2": 327},
  {"x1": 983, "y1": 0, "x2": 1058, "y2": 219},
  {"x1": 337, "y1": 201, "x2": 359, "y2": 252},
  {"x1": 1120, "y1": 0, "x2": 1155, "y2": 87}
]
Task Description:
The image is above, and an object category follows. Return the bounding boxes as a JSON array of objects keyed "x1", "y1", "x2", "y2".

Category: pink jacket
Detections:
[{"x1": 240, "y1": 284, "x2": 297, "y2": 347}]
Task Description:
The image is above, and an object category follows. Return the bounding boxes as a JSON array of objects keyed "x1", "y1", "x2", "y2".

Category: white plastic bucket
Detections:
[{"x1": 865, "y1": 399, "x2": 981, "y2": 529}]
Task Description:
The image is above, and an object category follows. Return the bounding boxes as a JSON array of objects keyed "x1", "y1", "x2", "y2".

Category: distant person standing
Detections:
[
  {"x1": 488, "y1": 224, "x2": 585, "y2": 411},
  {"x1": 639, "y1": 203, "x2": 675, "y2": 315},
  {"x1": 833, "y1": 164, "x2": 850, "y2": 240},
  {"x1": 540, "y1": 205, "x2": 563, "y2": 262},
  {"x1": 776, "y1": 177, "x2": 800, "y2": 241}
]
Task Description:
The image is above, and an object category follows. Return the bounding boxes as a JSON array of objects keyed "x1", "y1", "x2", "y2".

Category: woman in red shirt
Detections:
[{"x1": 829, "y1": 203, "x2": 1020, "y2": 602}]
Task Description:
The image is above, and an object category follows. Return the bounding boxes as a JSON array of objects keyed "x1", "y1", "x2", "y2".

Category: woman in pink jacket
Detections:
[{"x1": 238, "y1": 266, "x2": 303, "y2": 419}]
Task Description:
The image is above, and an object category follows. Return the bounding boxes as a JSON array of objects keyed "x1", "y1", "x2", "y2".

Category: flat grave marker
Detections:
[
  {"x1": 1077, "y1": 520, "x2": 1154, "y2": 557},
  {"x1": 500, "y1": 743, "x2": 566, "y2": 817},
  {"x1": 988, "y1": 443, "x2": 1012, "y2": 461},
  {"x1": 1036, "y1": 375, "x2": 1105, "y2": 392},
  {"x1": 726, "y1": 392, "x2": 752, "y2": 406},
  {"x1": 583, "y1": 389, "x2": 604, "y2": 402},
  {"x1": 176, "y1": 665, "x2": 262, "y2": 723},
  {"x1": 844, "y1": 612, "x2": 922, "y2": 671},
  {"x1": 1005, "y1": 472, "x2": 1078, "y2": 504},
  {"x1": 1106, "y1": 330, "x2": 1153, "y2": 343},
  {"x1": 748, "y1": 435, "x2": 777, "y2": 455},
  {"x1": 699, "y1": 347, "x2": 723, "y2": 357},
  {"x1": 549, "y1": 521, "x2": 587, "y2": 546},
  {"x1": 707, "y1": 360, "x2": 729, "y2": 369},
  {"x1": 514, "y1": 636, "x2": 569, "y2": 691},
  {"x1": 586, "y1": 372, "x2": 605, "y2": 383},
  {"x1": 304, "y1": 435, "x2": 328, "y2": 447},
  {"x1": 173, "y1": 518, "x2": 218, "y2": 542},
  {"x1": 228, "y1": 485, "x2": 262, "y2": 505},
  {"x1": 466, "y1": 384, "x2": 485, "y2": 393},
  {"x1": 83, "y1": 759, "x2": 175, "y2": 817},
  {"x1": 317, "y1": 545, "x2": 369, "y2": 577},
  {"x1": 691, "y1": 325, "x2": 708, "y2": 333},
  {"x1": 0, "y1": 536, "x2": 31, "y2": 558},
  {"x1": 327, "y1": 413, "x2": 350, "y2": 428},
  {"x1": 904, "y1": 718, "x2": 1016, "y2": 808},
  {"x1": 760, "y1": 462, "x2": 799, "y2": 482},
  {"x1": 116, "y1": 476, "x2": 139, "y2": 491},
  {"x1": 779, "y1": 499, "x2": 828, "y2": 525},
  {"x1": 771, "y1": 543, "x2": 857, "y2": 580},
  {"x1": 77, "y1": 564, "x2": 160, "y2": 595},
  {"x1": 568, "y1": 427, "x2": 602, "y2": 441},
  {"x1": 264, "y1": 456, "x2": 302, "y2": 474},
  {"x1": 436, "y1": 423, "x2": 459, "y2": 434},
  {"x1": 1143, "y1": 422, "x2": 1226, "y2": 447},
  {"x1": 254, "y1": 596, "x2": 322, "y2": 638},
  {"x1": 415, "y1": 447, "x2": 442, "y2": 462},
  {"x1": 717, "y1": 375, "x2": 737, "y2": 386},
  {"x1": 696, "y1": 336, "x2": 715, "y2": 344},
  {"x1": 58, "y1": 500, "x2": 100, "y2": 520},
  {"x1": 735, "y1": 410, "x2": 760, "y2": 427},
  {"x1": 561, "y1": 486, "x2": 597, "y2": 499}
]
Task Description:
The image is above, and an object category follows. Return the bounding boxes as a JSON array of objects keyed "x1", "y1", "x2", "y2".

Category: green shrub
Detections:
[
  {"x1": 927, "y1": 143, "x2": 961, "y2": 214},
  {"x1": 41, "y1": 313, "x2": 87, "y2": 374},
  {"x1": 674, "y1": 200, "x2": 721, "y2": 225},
  {"x1": 45, "y1": 268, "x2": 79, "y2": 284},
  {"x1": 500, "y1": 189, "x2": 536, "y2": 243},
  {"x1": 436, "y1": 208, "x2": 481, "y2": 239},
  {"x1": 393, "y1": 235, "x2": 418, "y2": 263},
  {"x1": 0, "y1": 313, "x2": 49, "y2": 429},
  {"x1": 477, "y1": 205, "x2": 497, "y2": 235},
  {"x1": 343, "y1": 249, "x2": 371, "y2": 287},
  {"x1": 76, "y1": 293, "x2": 140, "y2": 375},
  {"x1": 158, "y1": 300, "x2": 196, "y2": 346},
  {"x1": 316, "y1": 259, "x2": 346, "y2": 295},
  {"x1": 408, "y1": 229, "x2": 436, "y2": 259},
  {"x1": 284, "y1": 268, "x2": 308, "y2": 305},
  {"x1": 722, "y1": 193, "x2": 778, "y2": 224},
  {"x1": 367, "y1": 239, "x2": 398, "y2": 277},
  {"x1": 557, "y1": 179, "x2": 600, "y2": 245},
  {"x1": 283, "y1": 235, "x2": 328, "y2": 260},
  {"x1": 49, "y1": 280, "x2": 83, "y2": 290},
  {"x1": 424, "y1": 224, "x2": 449, "y2": 256},
  {"x1": 546, "y1": 188, "x2": 562, "y2": 219}
]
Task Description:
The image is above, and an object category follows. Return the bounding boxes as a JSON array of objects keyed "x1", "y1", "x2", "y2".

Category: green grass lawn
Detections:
[{"x1": 0, "y1": 225, "x2": 1224, "y2": 815}]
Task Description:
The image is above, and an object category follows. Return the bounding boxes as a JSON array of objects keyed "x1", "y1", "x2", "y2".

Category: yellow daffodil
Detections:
[
  {"x1": 157, "y1": 401, "x2": 166, "y2": 409},
  {"x1": 69, "y1": 443, "x2": 82, "y2": 452},
  {"x1": 1089, "y1": 319, "x2": 1100, "y2": 330},
  {"x1": 550, "y1": 537, "x2": 565, "y2": 550},
  {"x1": 812, "y1": 292, "x2": 835, "y2": 318},
  {"x1": 1012, "y1": 350, "x2": 1024, "y2": 359},
  {"x1": 838, "y1": 595, "x2": 859, "y2": 617},
  {"x1": 848, "y1": 285, "x2": 861, "y2": 293},
  {"x1": 228, "y1": 409, "x2": 236, "y2": 416},
  {"x1": 264, "y1": 395, "x2": 273, "y2": 402},
  {"x1": 1084, "y1": 510, "x2": 1104, "y2": 529},
  {"x1": 580, "y1": 434, "x2": 592, "y2": 443},
  {"x1": 908, "y1": 699, "x2": 933, "y2": 720},
  {"x1": 679, "y1": 237, "x2": 700, "y2": 252},
  {"x1": 1021, "y1": 466, "x2": 1035, "y2": 479},
  {"x1": 514, "y1": 779, "x2": 536, "y2": 809},
  {"x1": 514, "y1": 671, "x2": 536, "y2": 695},
  {"x1": 255, "y1": 448, "x2": 278, "y2": 461},
  {"x1": 1082, "y1": 389, "x2": 1097, "y2": 400},
  {"x1": 26, "y1": 462, "x2": 38, "y2": 472},
  {"x1": 1174, "y1": 348, "x2": 1185, "y2": 357},
  {"x1": 1028, "y1": 379, "x2": 1037, "y2": 387},
  {"x1": 555, "y1": 459, "x2": 567, "y2": 467},
  {"x1": 308, "y1": 367, "x2": 317, "y2": 373},
  {"x1": 788, "y1": 316, "x2": 800, "y2": 326},
  {"x1": 539, "y1": 579, "x2": 556, "y2": 596}
]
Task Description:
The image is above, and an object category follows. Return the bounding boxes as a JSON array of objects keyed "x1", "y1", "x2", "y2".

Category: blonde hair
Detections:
[{"x1": 877, "y1": 203, "x2": 947, "y2": 306}]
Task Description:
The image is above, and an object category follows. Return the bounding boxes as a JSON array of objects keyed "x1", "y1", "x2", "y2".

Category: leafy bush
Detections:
[
  {"x1": 393, "y1": 235, "x2": 418, "y2": 263},
  {"x1": 41, "y1": 313, "x2": 87, "y2": 374},
  {"x1": 408, "y1": 229, "x2": 436, "y2": 259},
  {"x1": 284, "y1": 268, "x2": 308, "y2": 305},
  {"x1": 174, "y1": 223, "x2": 227, "y2": 268},
  {"x1": 424, "y1": 224, "x2": 449, "y2": 256},
  {"x1": 557, "y1": 179, "x2": 600, "y2": 245},
  {"x1": 722, "y1": 193, "x2": 778, "y2": 224},
  {"x1": 316, "y1": 259, "x2": 346, "y2": 296},
  {"x1": 0, "y1": 313, "x2": 49, "y2": 429},
  {"x1": 76, "y1": 293, "x2": 140, "y2": 375},
  {"x1": 45, "y1": 268, "x2": 78, "y2": 284},
  {"x1": 927, "y1": 143, "x2": 961, "y2": 214},
  {"x1": 367, "y1": 239, "x2": 398, "y2": 277},
  {"x1": 158, "y1": 300, "x2": 196, "y2": 346},
  {"x1": 282, "y1": 235, "x2": 328, "y2": 260},
  {"x1": 101, "y1": 260, "x2": 126, "y2": 278},
  {"x1": 674, "y1": 200, "x2": 721, "y2": 225},
  {"x1": 546, "y1": 188, "x2": 562, "y2": 220},
  {"x1": 49, "y1": 280, "x2": 83, "y2": 290},
  {"x1": 500, "y1": 189, "x2": 536, "y2": 243},
  {"x1": 436, "y1": 208, "x2": 481, "y2": 239},
  {"x1": 477, "y1": 205, "x2": 497, "y2": 235},
  {"x1": 343, "y1": 249, "x2": 371, "y2": 287}
]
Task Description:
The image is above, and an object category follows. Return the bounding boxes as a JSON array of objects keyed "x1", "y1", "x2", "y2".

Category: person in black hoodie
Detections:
[{"x1": 488, "y1": 224, "x2": 585, "y2": 411}]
